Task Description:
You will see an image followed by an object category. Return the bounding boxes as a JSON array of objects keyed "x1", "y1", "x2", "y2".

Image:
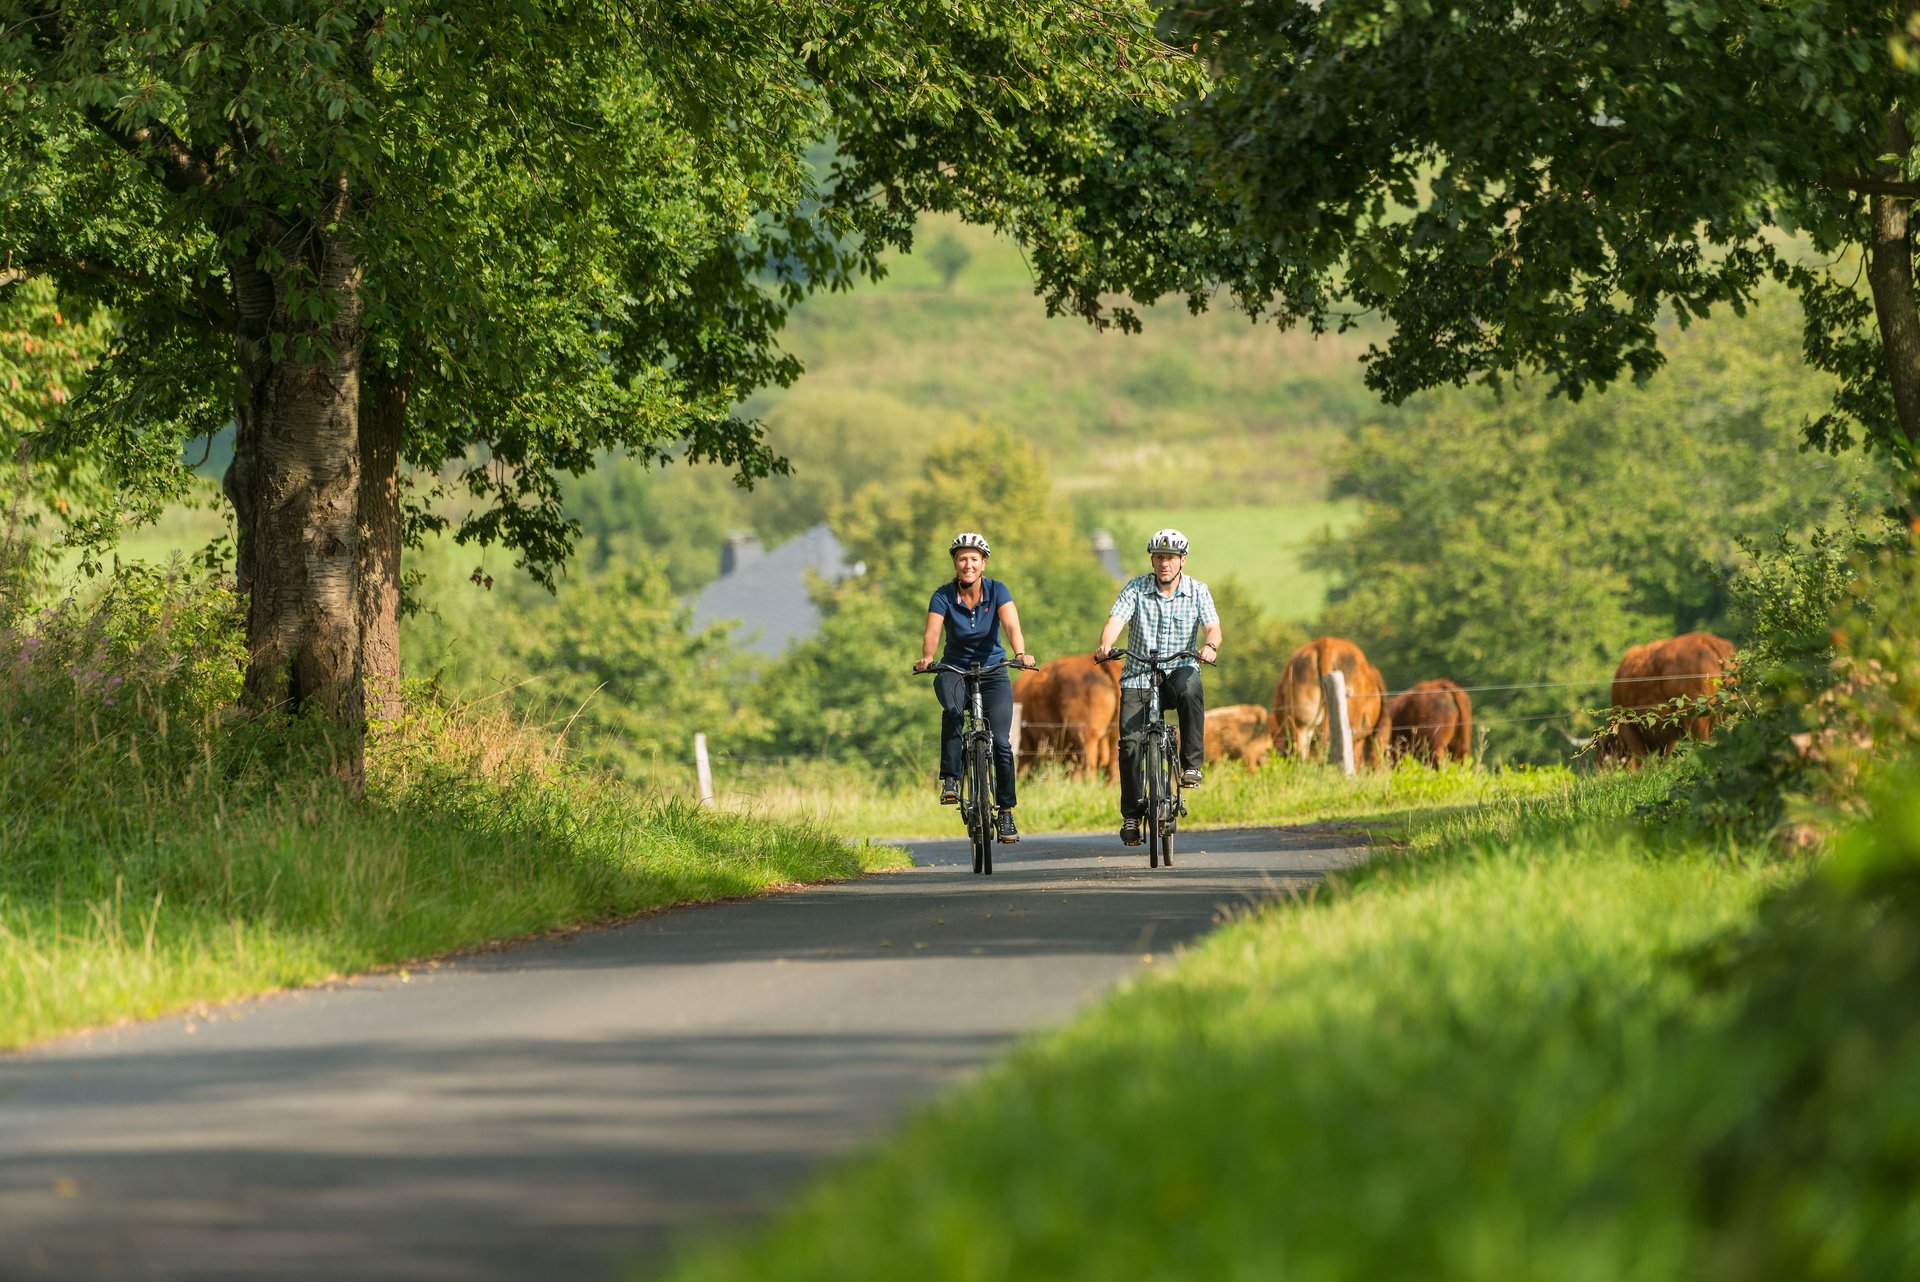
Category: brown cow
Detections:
[
  {"x1": 1388, "y1": 678, "x2": 1473, "y2": 767},
  {"x1": 1273, "y1": 637, "x2": 1392, "y2": 768},
  {"x1": 1016, "y1": 654, "x2": 1121, "y2": 781},
  {"x1": 1598, "y1": 631, "x2": 1737, "y2": 765},
  {"x1": 1205, "y1": 703, "x2": 1275, "y2": 770}
]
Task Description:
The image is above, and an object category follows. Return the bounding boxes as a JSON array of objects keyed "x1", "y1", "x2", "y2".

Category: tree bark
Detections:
[
  {"x1": 1867, "y1": 110, "x2": 1920, "y2": 496},
  {"x1": 358, "y1": 364, "x2": 410, "y2": 725},
  {"x1": 225, "y1": 190, "x2": 367, "y2": 784}
]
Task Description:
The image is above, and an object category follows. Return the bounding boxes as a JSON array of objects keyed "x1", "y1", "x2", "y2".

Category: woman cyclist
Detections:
[{"x1": 914, "y1": 532, "x2": 1036, "y2": 842}]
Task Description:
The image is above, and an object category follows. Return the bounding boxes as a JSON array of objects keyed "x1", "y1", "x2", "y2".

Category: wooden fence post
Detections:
[
  {"x1": 694, "y1": 732, "x2": 714, "y2": 804},
  {"x1": 1010, "y1": 701, "x2": 1023, "y2": 761},
  {"x1": 1322, "y1": 670, "x2": 1356, "y2": 777}
]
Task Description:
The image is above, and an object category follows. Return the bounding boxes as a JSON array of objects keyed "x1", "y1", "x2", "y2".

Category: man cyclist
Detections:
[
  {"x1": 914, "y1": 531, "x2": 1036, "y2": 843},
  {"x1": 1093, "y1": 529, "x2": 1221, "y2": 847}
]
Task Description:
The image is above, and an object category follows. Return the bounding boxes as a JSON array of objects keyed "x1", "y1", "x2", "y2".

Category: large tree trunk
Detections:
[
  {"x1": 1867, "y1": 110, "x2": 1920, "y2": 499},
  {"x1": 224, "y1": 196, "x2": 368, "y2": 784},
  {"x1": 358, "y1": 364, "x2": 410, "y2": 725}
]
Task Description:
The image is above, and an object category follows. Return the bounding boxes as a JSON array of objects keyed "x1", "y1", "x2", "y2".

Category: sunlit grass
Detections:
[
  {"x1": 710, "y1": 755, "x2": 1579, "y2": 843},
  {"x1": 0, "y1": 690, "x2": 903, "y2": 1051}
]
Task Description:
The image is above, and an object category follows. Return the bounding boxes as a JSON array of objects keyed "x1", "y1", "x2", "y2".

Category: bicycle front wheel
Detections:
[
  {"x1": 1143, "y1": 737, "x2": 1166, "y2": 869},
  {"x1": 1158, "y1": 735, "x2": 1179, "y2": 867},
  {"x1": 969, "y1": 735, "x2": 994, "y2": 875}
]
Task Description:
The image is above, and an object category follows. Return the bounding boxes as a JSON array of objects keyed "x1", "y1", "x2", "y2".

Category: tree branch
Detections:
[
  {"x1": 1864, "y1": 111, "x2": 1920, "y2": 477},
  {"x1": 1820, "y1": 172, "x2": 1920, "y2": 199},
  {"x1": 0, "y1": 256, "x2": 233, "y2": 327},
  {"x1": 19, "y1": 0, "x2": 217, "y2": 195},
  {"x1": 84, "y1": 108, "x2": 217, "y2": 197}
]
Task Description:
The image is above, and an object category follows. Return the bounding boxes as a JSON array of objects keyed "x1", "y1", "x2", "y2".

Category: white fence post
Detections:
[
  {"x1": 693, "y1": 732, "x2": 714, "y2": 804},
  {"x1": 1322, "y1": 670, "x2": 1356, "y2": 777},
  {"x1": 1010, "y1": 701, "x2": 1023, "y2": 761}
]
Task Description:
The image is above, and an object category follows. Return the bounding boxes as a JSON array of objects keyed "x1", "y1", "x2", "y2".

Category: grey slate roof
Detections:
[{"x1": 689, "y1": 523, "x2": 858, "y2": 656}]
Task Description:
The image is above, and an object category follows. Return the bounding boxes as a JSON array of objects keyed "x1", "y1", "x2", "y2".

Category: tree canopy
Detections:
[
  {"x1": 0, "y1": 1, "x2": 1205, "y2": 772},
  {"x1": 1160, "y1": 0, "x2": 1920, "y2": 494}
]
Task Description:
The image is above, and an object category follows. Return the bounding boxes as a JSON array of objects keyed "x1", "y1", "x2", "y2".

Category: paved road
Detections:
[{"x1": 0, "y1": 824, "x2": 1366, "y2": 1281}]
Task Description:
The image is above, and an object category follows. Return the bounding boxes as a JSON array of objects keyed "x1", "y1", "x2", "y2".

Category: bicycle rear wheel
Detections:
[{"x1": 969, "y1": 735, "x2": 995, "y2": 875}]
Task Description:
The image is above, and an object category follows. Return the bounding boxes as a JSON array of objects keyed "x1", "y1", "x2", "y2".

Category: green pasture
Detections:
[
  {"x1": 1105, "y1": 500, "x2": 1360, "y2": 621},
  {"x1": 753, "y1": 216, "x2": 1381, "y2": 510},
  {"x1": 48, "y1": 494, "x2": 228, "y2": 585}
]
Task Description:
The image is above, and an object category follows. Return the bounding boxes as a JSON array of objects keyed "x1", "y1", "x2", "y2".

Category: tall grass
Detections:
[{"x1": 0, "y1": 568, "x2": 902, "y2": 1049}]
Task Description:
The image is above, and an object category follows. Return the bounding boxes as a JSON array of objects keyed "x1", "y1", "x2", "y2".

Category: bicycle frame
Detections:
[
  {"x1": 1107, "y1": 646, "x2": 1209, "y2": 867},
  {"x1": 916, "y1": 656, "x2": 1029, "y2": 874}
]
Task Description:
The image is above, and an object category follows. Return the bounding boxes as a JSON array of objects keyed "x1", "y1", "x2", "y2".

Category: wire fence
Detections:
[
  {"x1": 681, "y1": 665, "x2": 1735, "y2": 784},
  {"x1": 1373, "y1": 672, "x2": 1728, "y2": 699}
]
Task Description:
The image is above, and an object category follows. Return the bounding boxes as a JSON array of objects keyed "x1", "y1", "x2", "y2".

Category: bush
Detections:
[{"x1": 1671, "y1": 513, "x2": 1906, "y2": 839}]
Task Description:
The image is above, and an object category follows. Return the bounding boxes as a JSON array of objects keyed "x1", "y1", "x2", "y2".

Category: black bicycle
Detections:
[
  {"x1": 917, "y1": 657, "x2": 1029, "y2": 875},
  {"x1": 1107, "y1": 647, "x2": 1209, "y2": 869}
]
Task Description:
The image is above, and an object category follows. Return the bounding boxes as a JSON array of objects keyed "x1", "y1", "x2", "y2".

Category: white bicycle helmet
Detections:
[
  {"x1": 1147, "y1": 528, "x2": 1189, "y2": 555},
  {"x1": 949, "y1": 531, "x2": 991, "y2": 558}
]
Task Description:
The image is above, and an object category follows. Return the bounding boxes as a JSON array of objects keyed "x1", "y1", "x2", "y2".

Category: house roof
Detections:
[{"x1": 689, "y1": 523, "x2": 857, "y2": 656}]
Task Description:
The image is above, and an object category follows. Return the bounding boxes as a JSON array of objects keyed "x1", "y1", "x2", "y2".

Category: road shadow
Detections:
[{"x1": 1, "y1": 1029, "x2": 1008, "y2": 1282}]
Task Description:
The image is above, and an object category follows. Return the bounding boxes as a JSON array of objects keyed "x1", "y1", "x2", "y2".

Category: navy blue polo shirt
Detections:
[{"x1": 928, "y1": 577, "x2": 1013, "y2": 666}]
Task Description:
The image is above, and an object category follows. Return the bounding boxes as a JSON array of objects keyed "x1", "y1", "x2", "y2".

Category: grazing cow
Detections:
[
  {"x1": 1272, "y1": 637, "x2": 1392, "y2": 769},
  {"x1": 1388, "y1": 678, "x2": 1473, "y2": 766},
  {"x1": 1204, "y1": 704, "x2": 1276, "y2": 771},
  {"x1": 1016, "y1": 654, "x2": 1121, "y2": 781},
  {"x1": 1598, "y1": 631, "x2": 1737, "y2": 765}
]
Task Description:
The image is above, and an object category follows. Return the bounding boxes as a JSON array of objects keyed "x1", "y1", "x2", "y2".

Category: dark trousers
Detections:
[
  {"x1": 1119, "y1": 668, "x2": 1204, "y2": 820},
  {"x1": 936, "y1": 669, "x2": 1017, "y2": 809}
]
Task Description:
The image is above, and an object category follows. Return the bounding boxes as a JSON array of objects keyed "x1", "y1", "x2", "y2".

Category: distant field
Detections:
[
  {"x1": 1106, "y1": 501, "x2": 1360, "y2": 621},
  {"x1": 753, "y1": 214, "x2": 1383, "y2": 509},
  {"x1": 47, "y1": 493, "x2": 228, "y2": 585}
]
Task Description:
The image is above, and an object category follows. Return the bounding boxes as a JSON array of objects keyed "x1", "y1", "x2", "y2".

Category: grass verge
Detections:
[
  {"x1": 0, "y1": 577, "x2": 904, "y2": 1051},
  {"x1": 651, "y1": 763, "x2": 1919, "y2": 1280},
  {"x1": 711, "y1": 755, "x2": 1577, "y2": 843}
]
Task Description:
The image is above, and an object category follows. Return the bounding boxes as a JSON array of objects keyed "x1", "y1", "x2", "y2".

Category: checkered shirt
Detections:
[{"x1": 1108, "y1": 573, "x2": 1218, "y2": 689}]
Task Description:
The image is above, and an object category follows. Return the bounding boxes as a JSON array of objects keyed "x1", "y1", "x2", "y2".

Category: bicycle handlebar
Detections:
[
  {"x1": 1103, "y1": 646, "x2": 1215, "y2": 667},
  {"x1": 913, "y1": 657, "x2": 1036, "y2": 677}
]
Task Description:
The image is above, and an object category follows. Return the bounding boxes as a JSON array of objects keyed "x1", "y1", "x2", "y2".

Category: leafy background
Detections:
[{"x1": 20, "y1": 217, "x2": 1889, "y2": 774}]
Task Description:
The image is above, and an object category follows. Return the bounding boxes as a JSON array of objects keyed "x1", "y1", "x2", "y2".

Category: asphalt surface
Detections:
[{"x1": 0, "y1": 823, "x2": 1367, "y2": 1282}]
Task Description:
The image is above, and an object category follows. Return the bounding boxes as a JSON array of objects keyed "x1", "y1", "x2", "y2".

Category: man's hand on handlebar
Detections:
[{"x1": 914, "y1": 657, "x2": 935, "y2": 674}]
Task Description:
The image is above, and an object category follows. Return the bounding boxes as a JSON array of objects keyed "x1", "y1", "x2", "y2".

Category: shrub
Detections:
[{"x1": 1670, "y1": 513, "x2": 1906, "y2": 840}]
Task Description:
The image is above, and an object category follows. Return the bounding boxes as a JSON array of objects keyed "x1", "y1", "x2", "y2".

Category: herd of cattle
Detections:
[{"x1": 1012, "y1": 631, "x2": 1738, "y2": 779}]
